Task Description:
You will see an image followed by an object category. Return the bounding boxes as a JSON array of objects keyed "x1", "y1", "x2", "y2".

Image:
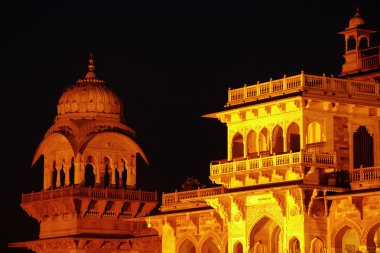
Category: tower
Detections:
[
  {"x1": 339, "y1": 8, "x2": 380, "y2": 82},
  {"x1": 14, "y1": 55, "x2": 160, "y2": 252}
]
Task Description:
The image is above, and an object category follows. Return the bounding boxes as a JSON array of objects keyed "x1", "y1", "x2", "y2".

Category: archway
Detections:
[
  {"x1": 247, "y1": 130, "x2": 257, "y2": 158},
  {"x1": 85, "y1": 155, "x2": 96, "y2": 187},
  {"x1": 366, "y1": 223, "x2": 380, "y2": 253},
  {"x1": 272, "y1": 125, "x2": 284, "y2": 154},
  {"x1": 69, "y1": 157, "x2": 75, "y2": 186},
  {"x1": 334, "y1": 225, "x2": 360, "y2": 253},
  {"x1": 310, "y1": 237, "x2": 324, "y2": 253},
  {"x1": 347, "y1": 37, "x2": 356, "y2": 51},
  {"x1": 287, "y1": 123, "x2": 300, "y2": 152},
  {"x1": 233, "y1": 241, "x2": 243, "y2": 253},
  {"x1": 289, "y1": 237, "x2": 300, "y2": 253},
  {"x1": 232, "y1": 132, "x2": 244, "y2": 159},
  {"x1": 102, "y1": 157, "x2": 112, "y2": 188},
  {"x1": 250, "y1": 216, "x2": 281, "y2": 253},
  {"x1": 359, "y1": 37, "x2": 368, "y2": 50},
  {"x1": 178, "y1": 239, "x2": 196, "y2": 253},
  {"x1": 52, "y1": 160, "x2": 58, "y2": 189},
  {"x1": 259, "y1": 128, "x2": 270, "y2": 156},
  {"x1": 201, "y1": 237, "x2": 221, "y2": 253}
]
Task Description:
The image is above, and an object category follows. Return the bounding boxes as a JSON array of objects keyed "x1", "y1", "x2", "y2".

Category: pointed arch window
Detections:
[
  {"x1": 232, "y1": 132, "x2": 244, "y2": 159},
  {"x1": 353, "y1": 126, "x2": 374, "y2": 168}
]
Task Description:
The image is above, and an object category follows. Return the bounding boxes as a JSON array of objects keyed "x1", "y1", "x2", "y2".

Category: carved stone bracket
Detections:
[
  {"x1": 351, "y1": 196, "x2": 364, "y2": 220},
  {"x1": 289, "y1": 188, "x2": 303, "y2": 214},
  {"x1": 231, "y1": 196, "x2": 245, "y2": 221},
  {"x1": 272, "y1": 191, "x2": 286, "y2": 216},
  {"x1": 205, "y1": 197, "x2": 230, "y2": 221}
]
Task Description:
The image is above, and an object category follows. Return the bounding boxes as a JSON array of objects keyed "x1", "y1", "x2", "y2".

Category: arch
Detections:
[
  {"x1": 259, "y1": 128, "x2": 270, "y2": 156},
  {"x1": 249, "y1": 215, "x2": 282, "y2": 253},
  {"x1": 307, "y1": 121, "x2": 322, "y2": 144},
  {"x1": 52, "y1": 160, "x2": 58, "y2": 189},
  {"x1": 353, "y1": 126, "x2": 374, "y2": 168},
  {"x1": 32, "y1": 132, "x2": 76, "y2": 167},
  {"x1": 233, "y1": 241, "x2": 243, "y2": 253},
  {"x1": 247, "y1": 130, "x2": 258, "y2": 158},
  {"x1": 333, "y1": 224, "x2": 360, "y2": 253},
  {"x1": 310, "y1": 237, "x2": 324, "y2": 253},
  {"x1": 176, "y1": 234, "x2": 198, "y2": 253},
  {"x1": 69, "y1": 157, "x2": 75, "y2": 186},
  {"x1": 272, "y1": 125, "x2": 284, "y2": 154},
  {"x1": 232, "y1": 132, "x2": 244, "y2": 159},
  {"x1": 201, "y1": 236, "x2": 221, "y2": 253},
  {"x1": 359, "y1": 37, "x2": 369, "y2": 50},
  {"x1": 289, "y1": 236, "x2": 300, "y2": 253},
  {"x1": 85, "y1": 155, "x2": 96, "y2": 187},
  {"x1": 366, "y1": 223, "x2": 380, "y2": 253},
  {"x1": 80, "y1": 132, "x2": 148, "y2": 165},
  {"x1": 121, "y1": 158, "x2": 128, "y2": 189},
  {"x1": 102, "y1": 156, "x2": 112, "y2": 188},
  {"x1": 347, "y1": 37, "x2": 356, "y2": 51},
  {"x1": 287, "y1": 122, "x2": 300, "y2": 152}
]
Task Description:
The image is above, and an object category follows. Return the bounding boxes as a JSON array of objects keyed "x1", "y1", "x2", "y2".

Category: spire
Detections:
[{"x1": 85, "y1": 52, "x2": 97, "y2": 79}]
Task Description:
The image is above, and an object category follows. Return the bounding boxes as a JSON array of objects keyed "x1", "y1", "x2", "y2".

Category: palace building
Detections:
[{"x1": 10, "y1": 9, "x2": 380, "y2": 253}]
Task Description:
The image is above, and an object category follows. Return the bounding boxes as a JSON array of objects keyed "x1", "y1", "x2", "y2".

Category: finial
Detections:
[
  {"x1": 85, "y1": 52, "x2": 97, "y2": 79},
  {"x1": 356, "y1": 7, "x2": 360, "y2": 15}
]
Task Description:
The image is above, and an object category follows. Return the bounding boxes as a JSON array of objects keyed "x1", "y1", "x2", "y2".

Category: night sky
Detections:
[{"x1": 1, "y1": 1, "x2": 379, "y2": 252}]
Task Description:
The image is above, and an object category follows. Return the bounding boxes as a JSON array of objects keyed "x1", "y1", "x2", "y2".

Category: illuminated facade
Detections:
[{"x1": 10, "y1": 10, "x2": 380, "y2": 253}]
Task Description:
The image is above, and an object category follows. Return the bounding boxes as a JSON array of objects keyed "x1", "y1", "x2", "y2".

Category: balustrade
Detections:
[
  {"x1": 210, "y1": 151, "x2": 336, "y2": 176},
  {"x1": 349, "y1": 166, "x2": 380, "y2": 183},
  {"x1": 22, "y1": 186, "x2": 157, "y2": 204},
  {"x1": 226, "y1": 72, "x2": 380, "y2": 106},
  {"x1": 162, "y1": 186, "x2": 226, "y2": 206}
]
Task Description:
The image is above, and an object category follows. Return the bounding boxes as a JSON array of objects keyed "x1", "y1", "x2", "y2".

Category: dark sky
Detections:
[{"x1": 1, "y1": 1, "x2": 379, "y2": 252}]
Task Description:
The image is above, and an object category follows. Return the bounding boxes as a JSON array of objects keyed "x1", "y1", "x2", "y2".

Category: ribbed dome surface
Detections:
[
  {"x1": 57, "y1": 79, "x2": 123, "y2": 116},
  {"x1": 348, "y1": 9, "x2": 365, "y2": 28},
  {"x1": 57, "y1": 55, "x2": 123, "y2": 117}
]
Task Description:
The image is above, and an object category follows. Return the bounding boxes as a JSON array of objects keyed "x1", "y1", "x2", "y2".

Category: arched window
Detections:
[
  {"x1": 69, "y1": 157, "x2": 75, "y2": 186},
  {"x1": 247, "y1": 130, "x2": 257, "y2": 158},
  {"x1": 84, "y1": 164, "x2": 95, "y2": 187},
  {"x1": 335, "y1": 226, "x2": 360, "y2": 253},
  {"x1": 59, "y1": 164, "x2": 65, "y2": 187},
  {"x1": 250, "y1": 216, "x2": 281, "y2": 253},
  {"x1": 311, "y1": 237, "x2": 324, "y2": 253},
  {"x1": 232, "y1": 132, "x2": 244, "y2": 159},
  {"x1": 359, "y1": 37, "x2": 368, "y2": 49},
  {"x1": 121, "y1": 159, "x2": 128, "y2": 189},
  {"x1": 353, "y1": 126, "x2": 374, "y2": 168},
  {"x1": 201, "y1": 237, "x2": 221, "y2": 253},
  {"x1": 347, "y1": 37, "x2": 356, "y2": 51},
  {"x1": 287, "y1": 123, "x2": 300, "y2": 152},
  {"x1": 233, "y1": 241, "x2": 243, "y2": 253},
  {"x1": 289, "y1": 237, "x2": 300, "y2": 253},
  {"x1": 366, "y1": 223, "x2": 380, "y2": 252},
  {"x1": 103, "y1": 157, "x2": 111, "y2": 188},
  {"x1": 272, "y1": 125, "x2": 284, "y2": 154},
  {"x1": 52, "y1": 160, "x2": 57, "y2": 189},
  {"x1": 307, "y1": 122, "x2": 321, "y2": 144},
  {"x1": 259, "y1": 128, "x2": 270, "y2": 156},
  {"x1": 178, "y1": 239, "x2": 196, "y2": 253}
]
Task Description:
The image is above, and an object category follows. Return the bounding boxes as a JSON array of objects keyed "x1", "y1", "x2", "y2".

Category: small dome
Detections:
[
  {"x1": 57, "y1": 55, "x2": 123, "y2": 118},
  {"x1": 348, "y1": 9, "x2": 365, "y2": 28}
]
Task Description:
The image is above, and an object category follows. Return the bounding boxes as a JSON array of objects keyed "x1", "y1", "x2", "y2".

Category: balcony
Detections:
[
  {"x1": 210, "y1": 151, "x2": 336, "y2": 177},
  {"x1": 21, "y1": 186, "x2": 158, "y2": 204},
  {"x1": 349, "y1": 166, "x2": 380, "y2": 190},
  {"x1": 226, "y1": 72, "x2": 380, "y2": 107}
]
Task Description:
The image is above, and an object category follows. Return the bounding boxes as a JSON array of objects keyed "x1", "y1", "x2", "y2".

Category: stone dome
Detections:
[
  {"x1": 57, "y1": 55, "x2": 123, "y2": 118},
  {"x1": 348, "y1": 9, "x2": 365, "y2": 28}
]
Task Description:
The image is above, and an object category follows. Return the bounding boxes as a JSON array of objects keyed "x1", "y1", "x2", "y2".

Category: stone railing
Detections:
[
  {"x1": 21, "y1": 186, "x2": 158, "y2": 204},
  {"x1": 162, "y1": 186, "x2": 226, "y2": 206},
  {"x1": 210, "y1": 151, "x2": 336, "y2": 176},
  {"x1": 349, "y1": 166, "x2": 380, "y2": 183},
  {"x1": 226, "y1": 72, "x2": 380, "y2": 107}
]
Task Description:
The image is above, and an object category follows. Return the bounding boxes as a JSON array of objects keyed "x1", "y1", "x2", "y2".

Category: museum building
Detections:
[{"x1": 10, "y1": 9, "x2": 380, "y2": 253}]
